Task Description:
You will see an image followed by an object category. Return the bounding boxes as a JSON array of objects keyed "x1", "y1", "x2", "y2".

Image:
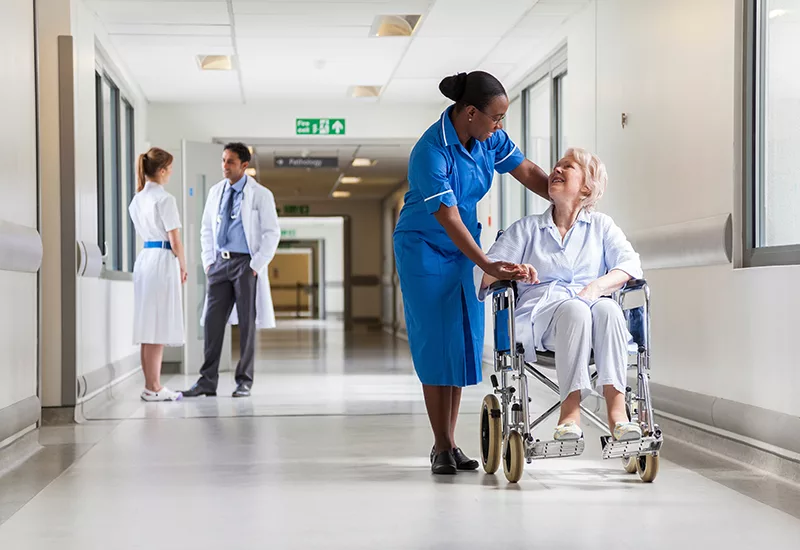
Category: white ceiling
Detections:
[{"x1": 87, "y1": 0, "x2": 592, "y2": 104}]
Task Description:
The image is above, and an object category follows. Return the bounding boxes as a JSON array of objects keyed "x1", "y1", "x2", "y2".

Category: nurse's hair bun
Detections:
[{"x1": 439, "y1": 72, "x2": 468, "y2": 102}]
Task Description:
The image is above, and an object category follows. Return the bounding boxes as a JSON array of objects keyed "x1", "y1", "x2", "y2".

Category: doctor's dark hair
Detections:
[
  {"x1": 439, "y1": 71, "x2": 507, "y2": 112},
  {"x1": 137, "y1": 147, "x2": 174, "y2": 192},
  {"x1": 224, "y1": 142, "x2": 252, "y2": 164}
]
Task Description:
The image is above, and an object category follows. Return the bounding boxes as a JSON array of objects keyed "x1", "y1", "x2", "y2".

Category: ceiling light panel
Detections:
[
  {"x1": 198, "y1": 55, "x2": 234, "y2": 71},
  {"x1": 369, "y1": 15, "x2": 422, "y2": 37},
  {"x1": 351, "y1": 158, "x2": 376, "y2": 167},
  {"x1": 332, "y1": 191, "x2": 351, "y2": 198},
  {"x1": 340, "y1": 177, "x2": 362, "y2": 184}
]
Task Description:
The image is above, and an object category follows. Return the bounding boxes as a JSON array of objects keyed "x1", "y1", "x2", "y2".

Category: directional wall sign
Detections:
[
  {"x1": 274, "y1": 156, "x2": 339, "y2": 169},
  {"x1": 296, "y1": 118, "x2": 346, "y2": 135}
]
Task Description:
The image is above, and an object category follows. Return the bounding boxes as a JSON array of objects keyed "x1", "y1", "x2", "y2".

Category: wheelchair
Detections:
[{"x1": 479, "y1": 270, "x2": 663, "y2": 484}]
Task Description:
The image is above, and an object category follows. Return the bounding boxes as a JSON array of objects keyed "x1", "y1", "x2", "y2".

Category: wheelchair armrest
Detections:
[
  {"x1": 489, "y1": 280, "x2": 515, "y2": 292},
  {"x1": 623, "y1": 278, "x2": 647, "y2": 291}
]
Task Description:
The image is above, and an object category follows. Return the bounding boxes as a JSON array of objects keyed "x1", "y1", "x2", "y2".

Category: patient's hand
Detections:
[
  {"x1": 518, "y1": 264, "x2": 540, "y2": 285},
  {"x1": 578, "y1": 281, "x2": 602, "y2": 302}
]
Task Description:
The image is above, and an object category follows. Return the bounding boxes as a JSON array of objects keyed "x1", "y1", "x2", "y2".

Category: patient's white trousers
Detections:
[{"x1": 540, "y1": 298, "x2": 628, "y2": 402}]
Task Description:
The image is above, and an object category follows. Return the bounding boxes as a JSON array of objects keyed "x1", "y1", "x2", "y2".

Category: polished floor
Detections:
[{"x1": 2, "y1": 320, "x2": 800, "y2": 549}]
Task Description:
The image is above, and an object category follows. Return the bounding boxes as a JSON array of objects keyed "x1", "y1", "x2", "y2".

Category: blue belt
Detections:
[{"x1": 144, "y1": 241, "x2": 171, "y2": 250}]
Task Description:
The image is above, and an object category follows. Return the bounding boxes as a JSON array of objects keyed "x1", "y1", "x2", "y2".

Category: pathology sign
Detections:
[
  {"x1": 274, "y1": 156, "x2": 338, "y2": 169},
  {"x1": 296, "y1": 118, "x2": 346, "y2": 135}
]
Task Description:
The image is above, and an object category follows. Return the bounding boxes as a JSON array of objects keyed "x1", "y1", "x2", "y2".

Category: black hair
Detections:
[
  {"x1": 224, "y1": 142, "x2": 251, "y2": 163},
  {"x1": 439, "y1": 71, "x2": 507, "y2": 112}
]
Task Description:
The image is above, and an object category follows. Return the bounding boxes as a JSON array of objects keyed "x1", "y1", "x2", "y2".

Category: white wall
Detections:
[
  {"x1": 279, "y1": 217, "x2": 345, "y2": 314},
  {"x1": 0, "y1": 0, "x2": 38, "y2": 413},
  {"x1": 476, "y1": 0, "x2": 800, "y2": 419},
  {"x1": 38, "y1": 0, "x2": 149, "y2": 406}
]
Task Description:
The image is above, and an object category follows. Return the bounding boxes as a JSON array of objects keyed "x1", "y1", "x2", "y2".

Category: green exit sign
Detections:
[
  {"x1": 278, "y1": 204, "x2": 310, "y2": 215},
  {"x1": 296, "y1": 118, "x2": 346, "y2": 136}
]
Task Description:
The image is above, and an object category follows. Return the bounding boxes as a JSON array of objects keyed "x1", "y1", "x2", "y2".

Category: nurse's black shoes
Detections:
[
  {"x1": 430, "y1": 446, "x2": 479, "y2": 472},
  {"x1": 452, "y1": 447, "x2": 479, "y2": 471},
  {"x1": 431, "y1": 450, "x2": 458, "y2": 475},
  {"x1": 182, "y1": 383, "x2": 217, "y2": 398}
]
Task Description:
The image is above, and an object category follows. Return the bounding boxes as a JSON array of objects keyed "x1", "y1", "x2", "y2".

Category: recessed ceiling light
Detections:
[
  {"x1": 369, "y1": 15, "x2": 422, "y2": 37},
  {"x1": 332, "y1": 191, "x2": 351, "y2": 198},
  {"x1": 769, "y1": 9, "x2": 789, "y2": 18},
  {"x1": 349, "y1": 85, "x2": 382, "y2": 99},
  {"x1": 340, "y1": 176, "x2": 362, "y2": 184},
  {"x1": 197, "y1": 55, "x2": 233, "y2": 71},
  {"x1": 247, "y1": 146, "x2": 254, "y2": 155},
  {"x1": 245, "y1": 168, "x2": 257, "y2": 177},
  {"x1": 351, "y1": 158, "x2": 377, "y2": 167}
]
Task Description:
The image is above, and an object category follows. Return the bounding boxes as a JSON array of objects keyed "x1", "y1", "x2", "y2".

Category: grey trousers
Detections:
[
  {"x1": 198, "y1": 254, "x2": 257, "y2": 390},
  {"x1": 541, "y1": 298, "x2": 629, "y2": 402}
]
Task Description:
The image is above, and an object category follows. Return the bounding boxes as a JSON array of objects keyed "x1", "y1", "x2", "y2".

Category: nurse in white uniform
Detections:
[{"x1": 129, "y1": 147, "x2": 187, "y2": 402}]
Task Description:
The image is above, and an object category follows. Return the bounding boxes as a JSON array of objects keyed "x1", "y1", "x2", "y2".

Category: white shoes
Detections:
[
  {"x1": 140, "y1": 387, "x2": 182, "y2": 402},
  {"x1": 613, "y1": 421, "x2": 642, "y2": 441},
  {"x1": 553, "y1": 421, "x2": 583, "y2": 441}
]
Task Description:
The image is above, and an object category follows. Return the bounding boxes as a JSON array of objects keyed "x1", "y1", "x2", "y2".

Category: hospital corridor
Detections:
[{"x1": 1, "y1": 0, "x2": 800, "y2": 549}]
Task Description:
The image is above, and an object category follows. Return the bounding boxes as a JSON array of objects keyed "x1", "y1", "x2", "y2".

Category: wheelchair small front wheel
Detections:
[
  {"x1": 503, "y1": 430, "x2": 525, "y2": 483},
  {"x1": 480, "y1": 394, "x2": 503, "y2": 474},
  {"x1": 622, "y1": 457, "x2": 638, "y2": 473},
  {"x1": 636, "y1": 454, "x2": 659, "y2": 482}
]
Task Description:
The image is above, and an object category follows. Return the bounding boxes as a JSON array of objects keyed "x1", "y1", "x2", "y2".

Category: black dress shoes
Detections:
[
  {"x1": 232, "y1": 384, "x2": 251, "y2": 398},
  {"x1": 430, "y1": 446, "x2": 479, "y2": 471},
  {"x1": 452, "y1": 447, "x2": 479, "y2": 471},
  {"x1": 182, "y1": 384, "x2": 217, "y2": 398},
  {"x1": 431, "y1": 450, "x2": 457, "y2": 475}
]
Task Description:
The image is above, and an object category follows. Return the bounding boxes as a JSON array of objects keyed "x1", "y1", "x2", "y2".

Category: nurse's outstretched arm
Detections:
[
  {"x1": 510, "y1": 159, "x2": 550, "y2": 200},
  {"x1": 433, "y1": 204, "x2": 523, "y2": 281}
]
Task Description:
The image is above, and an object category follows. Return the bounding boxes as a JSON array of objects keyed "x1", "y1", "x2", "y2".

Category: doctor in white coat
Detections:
[{"x1": 183, "y1": 142, "x2": 280, "y2": 398}]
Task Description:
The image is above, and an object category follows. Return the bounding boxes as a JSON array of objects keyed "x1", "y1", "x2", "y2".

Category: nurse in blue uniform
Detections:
[{"x1": 394, "y1": 71, "x2": 550, "y2": 475}]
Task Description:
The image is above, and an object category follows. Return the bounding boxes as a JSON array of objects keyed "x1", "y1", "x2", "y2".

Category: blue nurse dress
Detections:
[{"x1": 393, "y1": 106, "x2": 525, "y2": 387}]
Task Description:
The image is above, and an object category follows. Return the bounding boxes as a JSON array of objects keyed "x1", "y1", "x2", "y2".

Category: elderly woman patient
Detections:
[{"x1": 477, "y1": 148, "x2": 643, "y2": 443}]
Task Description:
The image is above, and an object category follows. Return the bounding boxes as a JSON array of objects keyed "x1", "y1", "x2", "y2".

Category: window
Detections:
[
  {"x1": 500, "y1": 97, "x2": 525, "y2": 229},
  {"x1": 521, "y1": 45, "x2": 568, "y2": 216},
  {"x1": 95, "y1": 70, "x2": 136, "y2": 272},
  {"x1": 744, "y1": 0, "x2": 800, "y2": 266},
  {"x1": 525, "y1": 77, "x2": 552, "y2": 215}
]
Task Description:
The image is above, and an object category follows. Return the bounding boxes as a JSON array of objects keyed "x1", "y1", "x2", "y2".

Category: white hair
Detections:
[{"x1": 565, "y1": 147, "x2": 607, "y2": 211}]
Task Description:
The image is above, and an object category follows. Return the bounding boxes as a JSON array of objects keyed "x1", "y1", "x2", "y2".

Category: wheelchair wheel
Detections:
[
  {"x1": 480, "y1": 394, "x2": 503, "y2": 474},
  {"x1": 636, "y1": 454, "x2": 659, "y2": 482},
  {"x1": 503, "y1": 430, "x2": 525, "y2": 483},
  {"x1": 621, "y1": 403, "x2": 638, "y2": 473},
  {"x1": 622, "y1": 457, "x2": 638, "y2": 473}
]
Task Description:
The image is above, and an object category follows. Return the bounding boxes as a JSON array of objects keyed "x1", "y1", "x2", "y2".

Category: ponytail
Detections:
[
  {"x1": 137, "y1": 153, "x2": 147, "y2": 192},
  {"x1": 136, "y1": 147, "x2": 174, "y2": 192}
]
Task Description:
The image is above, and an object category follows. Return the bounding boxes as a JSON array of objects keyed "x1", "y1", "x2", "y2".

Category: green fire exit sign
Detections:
[{"x1": 296, "y1": 118, "x2": 346, "y2": 135}]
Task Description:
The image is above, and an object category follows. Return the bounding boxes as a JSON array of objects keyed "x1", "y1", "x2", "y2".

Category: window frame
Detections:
[
  {"x1": 94, "y1": 58, "x2": 136, "y2": 274},
  {"x1": 742, "y1": 0, "x2": 800, "y2": 267}
]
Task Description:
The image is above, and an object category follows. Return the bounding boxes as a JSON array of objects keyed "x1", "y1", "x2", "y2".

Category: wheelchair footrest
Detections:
[
  {"x1": 600, "y1": 435, "x2": 662, "y2": 460},
  {"x1": 528, "y1": 437, "x2": 585, "y2": 460}
]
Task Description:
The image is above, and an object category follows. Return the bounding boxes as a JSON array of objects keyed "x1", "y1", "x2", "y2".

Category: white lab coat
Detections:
[{"x1": 200, "y1": 175, "x2": 281, "y2": 329}]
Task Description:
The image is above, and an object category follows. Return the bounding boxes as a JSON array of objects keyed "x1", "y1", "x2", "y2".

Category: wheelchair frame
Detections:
[{"x1": 479, "y1": 278, "x2": 664, "y2": 483}]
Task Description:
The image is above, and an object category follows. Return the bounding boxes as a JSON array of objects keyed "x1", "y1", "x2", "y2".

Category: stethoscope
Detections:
[{"x1": 216, "y1": 175, "x2": 247, "y2": 223}]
